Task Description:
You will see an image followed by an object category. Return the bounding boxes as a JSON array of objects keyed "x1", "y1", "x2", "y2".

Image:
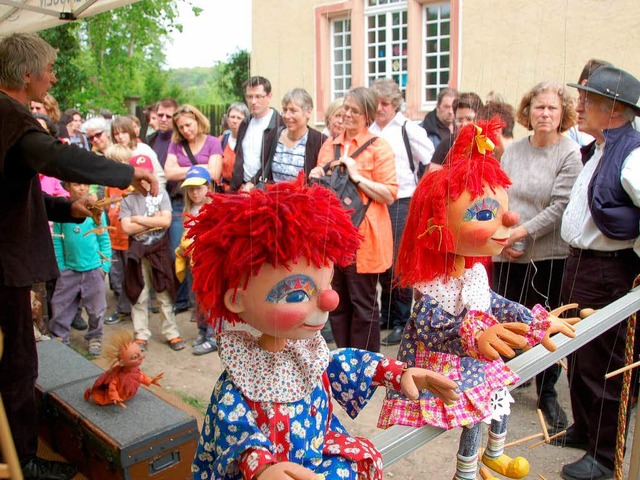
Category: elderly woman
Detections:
[
  {"x1": 492, "y1": 81, "x2": 582, "y2": 433},
  {"x1": 310, "y1": 86, "x2": 398, "y2": 352},
  {"x1": 268, "y1": 88, "x2": 326, "y2": 183},
  {"x1": 83, "y1": 117, "x2": 111, "y2": 154},
  {"x1": 322, "y1": 96, "x2": 345, "y2": 139},
  {"x1": 111, "y1": 116, "x2": 166, "y2": 189},
  {"x1": 164, "y1": 104, "x2": 223, "y2": 184},
  {"x1": 218, "y1": 102, "x2": 249, "y2": 191}
]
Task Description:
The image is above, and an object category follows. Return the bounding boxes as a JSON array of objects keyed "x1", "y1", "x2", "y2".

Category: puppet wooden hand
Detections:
[
  {"x1": 401, "y1": 367, "x2": 459, "y2": 405},
  {"x1": 257, "y1": 462, "x2": 319, "y2": 480},
  {"x1": 151, "y1": 372, "x2": 164, "y2": 386},
  {"x1": 539, "y1": 303, "x2": 578, "y2": 352},
  {"x1": 477, "y1": 322, "x2": 529, "y2": 361},
  {"x1": 113, "y1": 397, "x2": 127, "y2": 409}
]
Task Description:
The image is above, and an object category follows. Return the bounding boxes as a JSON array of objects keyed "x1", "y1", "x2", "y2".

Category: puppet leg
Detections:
[
  {"x1": 455, "y1": 423, "x2": 481, "y2": 480},
  {"x1": 481, "y1": 415, "x2": 530, "y2": 479}
]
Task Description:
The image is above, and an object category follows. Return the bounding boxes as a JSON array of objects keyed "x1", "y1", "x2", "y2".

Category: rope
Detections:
[{"x1": 614, "y1": 312, "x2": 637, "y2": 479}]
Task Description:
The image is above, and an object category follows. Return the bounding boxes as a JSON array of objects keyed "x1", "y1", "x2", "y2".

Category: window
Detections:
[
  {"x1": 423, "y1": 2, "x2": 451, "y2": 104},
  {"x1": 365, "y1": 1, "x2": 408, "y2": 90},
  {"x1": 331, "y1": 17, "x2": 352, "y2": 99}
]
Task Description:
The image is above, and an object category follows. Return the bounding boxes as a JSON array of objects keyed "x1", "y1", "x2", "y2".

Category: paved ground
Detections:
[{"x1": 66, "y1": 292, "x2": 637, "y2": 479}]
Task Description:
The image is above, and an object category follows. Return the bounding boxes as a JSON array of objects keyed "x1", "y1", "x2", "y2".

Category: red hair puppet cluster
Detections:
[
  {"x1": 187, "y1": 176, "x2": 459, "y2": 480},
  {"x1": 379, "y1": 118, "x2": 576, "y2": 480}
]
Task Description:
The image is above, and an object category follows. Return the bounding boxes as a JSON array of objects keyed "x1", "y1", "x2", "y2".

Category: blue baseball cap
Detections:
[{"x1": 181, "y1": 165, "x2": 212, "y2": 187}]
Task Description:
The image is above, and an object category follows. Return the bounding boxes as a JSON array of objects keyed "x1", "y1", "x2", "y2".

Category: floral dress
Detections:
[
  {"x1": 378, "y1": 263, "x2": 550, "y2": 431},
  {"x1": 192, "y1": 330, "x2": 406, "y2": 480}
]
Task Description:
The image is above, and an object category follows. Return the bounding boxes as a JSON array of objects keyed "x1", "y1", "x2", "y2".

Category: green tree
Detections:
[{"x1": 217, "y1": 49, "x2": 250, "y2": 103}]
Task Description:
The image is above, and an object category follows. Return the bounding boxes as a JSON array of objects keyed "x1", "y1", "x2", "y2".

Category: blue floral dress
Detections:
[{"x1": 192, "y1": 330, "x2": 406, "y2": 480}]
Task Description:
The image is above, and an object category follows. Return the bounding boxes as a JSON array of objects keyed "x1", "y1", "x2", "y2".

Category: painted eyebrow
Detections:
[
  {"x1": 265, "y1": 274, "x2": 318, "y2": 303},
  {"x1": 463, "y1": 198, "x2": 500, "y2": 221}
]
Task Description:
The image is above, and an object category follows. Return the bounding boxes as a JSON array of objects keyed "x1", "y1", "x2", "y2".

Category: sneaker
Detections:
[
  {"x1": 88, "y1": 339, "x2": 102, "y2": 357},
  {"x1": 104, "y1": 312, "x2": 131, "y2": 325},
  {"x1": 71, "y1": 313, "x2": 88, "y2": 330},
  {"x1": 193, "y1": 338, "x2": 217, "y2": 356},
  {"x1": 168, "y1": 337, "x2": 185, "y2": 351},
  {"x1": 134, "y1": 338, "x2": 148, "y2": 352},
  {"x1": 192, "y1": 331, "x2": 207, "y2": 347}
]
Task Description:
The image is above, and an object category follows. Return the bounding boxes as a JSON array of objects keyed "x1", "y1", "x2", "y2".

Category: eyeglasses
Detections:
[
  {"x1": 87, "y1": 131, "x2": 104, "y2": 142},
  {"x1": 244, "y1": 94, "x2": 267, "y2": 101}
]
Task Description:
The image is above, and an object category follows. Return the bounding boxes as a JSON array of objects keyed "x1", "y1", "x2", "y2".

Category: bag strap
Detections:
[
  {"x1": 402, "y1": 121, "x2": 415, "y2": 174},
  {"x1": 333, "y1": 137, "x2": 378, "y2": 162},
  {"x1": 221, "y1": 131, "x2": 231, "y2": 151},
  {"x1": 182, "y1": 141, "x2": 198, "y2": 166}
]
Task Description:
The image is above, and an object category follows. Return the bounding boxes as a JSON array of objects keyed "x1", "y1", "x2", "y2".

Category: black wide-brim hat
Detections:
[{"x1": 568, "y1": 66, "x2": 640, "y2": 116}]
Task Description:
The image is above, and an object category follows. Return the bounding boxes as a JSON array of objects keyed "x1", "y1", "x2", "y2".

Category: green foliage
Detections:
[{"x1": 218, "y1": 49, "x2": 250, "y2": 103}]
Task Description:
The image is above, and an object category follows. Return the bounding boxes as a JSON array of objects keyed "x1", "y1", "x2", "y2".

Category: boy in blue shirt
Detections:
[{"x1": 50, "y1": 182, "x2": 111, "y2": 356}]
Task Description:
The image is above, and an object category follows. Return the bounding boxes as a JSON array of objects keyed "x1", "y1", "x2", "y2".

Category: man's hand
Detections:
[
  {"x1": 477, "y1": 322, "x2": 530, "y2": 360},
  {"x1": 70, "y1": 198, "x2": 92, "y2": 219},
  {"x1": 131, "y1": 167, "x2": 158, "y2": 196},
  {"x1": 257, "y1": 462, "x2": 319, "y2": 480},
  {"x1": 401, "y1": 367, "x2": 459, "y2": 404}
]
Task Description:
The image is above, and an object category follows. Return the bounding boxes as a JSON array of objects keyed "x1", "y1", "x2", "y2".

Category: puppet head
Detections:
[
  {"x1": 397, "y1": 117, "x2": 518, "y2": 285},
  {"x1": 103, "y1": 329, "x2": 144, "y2": 369},
  {"x1": 188, "y1": 175, "x2": 361, "y2": 334}
]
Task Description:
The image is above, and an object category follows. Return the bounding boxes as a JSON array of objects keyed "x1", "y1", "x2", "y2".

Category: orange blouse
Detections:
[{"x1": 317, "y1": 129, "x2": 398, "y2": 274}]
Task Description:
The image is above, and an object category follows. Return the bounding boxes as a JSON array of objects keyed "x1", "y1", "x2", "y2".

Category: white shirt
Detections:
[
  {"x1": 561, "y1": 142, "x2": 640, "y2": 255},
  {"x1": 242, "y1": 110, "x2": 275, "y2": 182},
  {"x1": 369, "y1": 113, "x2": 434, "y2": 198}
]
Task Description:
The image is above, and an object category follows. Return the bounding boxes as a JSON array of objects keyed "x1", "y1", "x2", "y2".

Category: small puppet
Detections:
[
  {"x1": 378, "y1": 119, "x2": 577, "y2": 480},
  {"x1": 84, "y1": 329, "x2": 163, "y2": 408},
  {"x1": 187, "y1": 176, "x2": 459, "y2": 480}
]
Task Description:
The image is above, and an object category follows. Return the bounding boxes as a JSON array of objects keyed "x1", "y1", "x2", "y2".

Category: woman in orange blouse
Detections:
[{"x1": 310, "y1": 87, "x2": 398, "y2": 352}]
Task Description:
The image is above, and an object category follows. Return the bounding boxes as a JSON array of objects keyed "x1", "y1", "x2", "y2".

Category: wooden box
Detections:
[{"x1": 36, "y1": 341, "x2": 199, "y2": 480}]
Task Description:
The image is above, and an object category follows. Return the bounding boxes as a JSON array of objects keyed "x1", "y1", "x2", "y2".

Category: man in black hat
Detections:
[{"x1": 559, "y1": 66, "x2": 640, "y2": 480}]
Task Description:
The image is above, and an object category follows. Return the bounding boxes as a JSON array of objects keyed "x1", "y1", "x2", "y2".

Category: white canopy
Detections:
[{"x1": 0, "y1": 0, "x2": 140, "y2": 34}]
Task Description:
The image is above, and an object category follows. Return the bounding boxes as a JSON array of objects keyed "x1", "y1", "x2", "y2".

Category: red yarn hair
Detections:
[
  {"x1": 396, "y1": 117, "x2": 511, "y2": 286},
  {"x1": 187, "y1": 175, "x2": 361, "y2": 331}
]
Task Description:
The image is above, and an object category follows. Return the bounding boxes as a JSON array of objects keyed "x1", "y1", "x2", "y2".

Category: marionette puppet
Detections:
[
  {"x1": 84, "y1": 329, "x2": 163, "y2": 408},
  {"x1": 187, "y1": 177, "x2": 459, "y2": 480},
  {"x1": 378, "y1": 119, "x2": 577, "y2": 480}
]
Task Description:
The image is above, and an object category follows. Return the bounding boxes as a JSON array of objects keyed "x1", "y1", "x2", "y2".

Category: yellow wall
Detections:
[{"x1": 253, "y1": 0, "x2": 640, "y2": 126}]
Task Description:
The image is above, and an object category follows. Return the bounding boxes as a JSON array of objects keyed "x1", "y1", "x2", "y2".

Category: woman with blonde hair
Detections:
[
  {"x1": 164, "y1": 104, "x2": 223, "y2": 184},
  {"x1": 322, "y1": 96, "x2": 345, "y2": 139}
]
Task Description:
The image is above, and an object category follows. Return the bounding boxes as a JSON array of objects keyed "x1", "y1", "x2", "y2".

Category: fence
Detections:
[{"x1": 136, "y1": 103, "x2": 231, "y2": 139}]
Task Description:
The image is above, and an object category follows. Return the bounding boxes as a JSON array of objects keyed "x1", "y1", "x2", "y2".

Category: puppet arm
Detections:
[
  {"x1": 488, "y1": 292, "x2": 551, "y2": 347},
  {"x1": 107, "y1": 378, "x2": 126, "y2": 408}
]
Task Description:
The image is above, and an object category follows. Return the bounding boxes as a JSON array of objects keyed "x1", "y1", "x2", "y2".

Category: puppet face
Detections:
[
  {"x1": 224, "y1": 261, "x2": 338, "y2": 341},
  {"x1": 120, "y1": 343, "x2": 144, "y2": 368},
  {"x1": 446, "y1": 184, "x2": 517, "y2": 257}
]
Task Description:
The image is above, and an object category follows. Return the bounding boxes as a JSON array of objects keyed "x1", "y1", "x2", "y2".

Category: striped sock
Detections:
[
  {"x1": 455, "y1": 452, "x2": 478, "y2": 480},
  {"x1": 485, "y1": 430, "x2": 507, "y2": 459}
]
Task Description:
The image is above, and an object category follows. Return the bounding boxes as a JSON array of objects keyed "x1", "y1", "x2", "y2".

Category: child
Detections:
[
  {"x1": 49, "y1": 182, "x2": 111, "y2": 356},
  {"x1": 103, "y1": 144, "x2": 133, "y2": 326},
  {"x1": 120, "y1": 154, "x2": 185, "y2": 352},
  {"x1": 188, "y1": 177, "x2": 459, "y2": 479},
  {"x1": 176, "y1": 165, "x2": 216, "y2": 355}
]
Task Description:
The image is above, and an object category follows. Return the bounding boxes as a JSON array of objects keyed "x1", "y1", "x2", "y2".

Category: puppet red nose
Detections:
[
  {"x1": 317, "y1": 289, "x2": 339, "y2": 312},
  {"x1": 502, "y1": 210, "x2": 519, "y2": 227}
]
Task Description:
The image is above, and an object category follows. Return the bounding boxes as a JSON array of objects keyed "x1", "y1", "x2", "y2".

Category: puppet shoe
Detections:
[
  {"x1": 22, "y1": 456, "x2": 77, "y2": 480},
  {"x1": 482, "y1": 453, "x2": 530, "y2": 479},
  {"x1": 168, "y1": 337, "x2": 186, "y2": 351}
]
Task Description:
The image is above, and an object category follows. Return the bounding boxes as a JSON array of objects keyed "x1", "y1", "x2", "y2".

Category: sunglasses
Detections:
[
  {"x1": 157, "y1": 113, "x2": 172, "y2": 119},
  {"x1": 173, "y1": 106, "x2": 193, "y2": 118},
  {"x1": 87, "y1": 131, "x2": 104, "y2": 142}
]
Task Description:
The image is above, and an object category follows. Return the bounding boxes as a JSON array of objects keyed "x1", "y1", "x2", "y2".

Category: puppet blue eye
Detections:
[
  {"x1": 276, "y1": 290, "x2": 311, "y2": 304},
  {"x1": 265, "y1": 274, "x2": 318, "y2": 303},
  {"x1": 464, "y1": 198, "x2": 500, "y2": 222}
]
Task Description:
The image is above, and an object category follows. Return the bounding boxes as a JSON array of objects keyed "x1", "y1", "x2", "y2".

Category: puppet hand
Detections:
[
  {"x1": 257, "y1": 462, "x2": 319, "y2": 480},
  {"x1": 477, "y1": 323, "x2": 529, "y2": 360},
  {"x1": 113, "y1": 398, "x2": 127, "y2": 409},
  {"x1": 540, "y1": 316, "x2": 576, "y2": 352},
  {"x1": 70, "y1": 198, "x2": 92, "y2": 219},
  {"x1": 549, "y1": 303, "x2": 580, "y2": 324},
  {"x1": 151, "y1": 373, "x2": 164, "y2": 386},
  {"x1": 401, "y1": 367, "x2": 459, "y2": 405},
  {"x1": 308, "y1": 166, "x2": 325, "y2": 179},
  {"x1": 131, "y1": 167, "x2": 158, "y2": 197}
]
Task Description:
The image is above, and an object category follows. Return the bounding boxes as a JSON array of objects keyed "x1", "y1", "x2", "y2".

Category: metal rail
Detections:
[{"x1": 373, "y1": 287, "x2": 640, "y2": 467}]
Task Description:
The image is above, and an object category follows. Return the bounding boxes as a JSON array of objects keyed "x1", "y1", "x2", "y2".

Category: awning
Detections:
[{"x1": 0, "y1": 0, "x2": 140, "y2": 34}]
